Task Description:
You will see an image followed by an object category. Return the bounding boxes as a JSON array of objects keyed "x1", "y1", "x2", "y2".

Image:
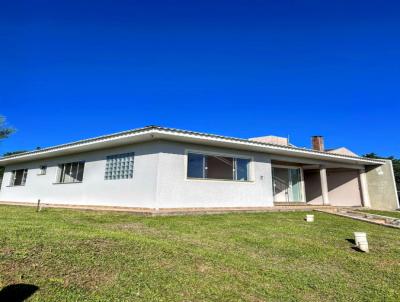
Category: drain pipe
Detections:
[{"x1": 36, "y1": 199, "x2": 41, "y2": 212}]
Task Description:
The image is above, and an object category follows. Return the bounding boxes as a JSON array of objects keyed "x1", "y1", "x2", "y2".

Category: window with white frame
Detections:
[
  {"x1": 187, "y1": 153, "x2": 250, "y2": 181},
  {"x1": 38, "y1": 165, "x2": 47, "y2": 175},
  {"x1": 105, "y1": 152, "x2": 134, "y2": 180},
  {"x1": 10, "y1": 169, "x2": 28, "y2": 186},
  {"x1": 57, "y1": 162, "x2": 85, "y2": 183}
]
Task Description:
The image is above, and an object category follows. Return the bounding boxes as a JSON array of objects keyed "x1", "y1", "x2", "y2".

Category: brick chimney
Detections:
[{"x1": 312, "y1": 136, "x2": 324, "y2": 151}]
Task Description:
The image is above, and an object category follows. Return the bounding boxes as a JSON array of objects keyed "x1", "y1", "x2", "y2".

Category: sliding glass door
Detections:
[{"x1": 272, "y1": 167, "x2": 304, "y2": 202}]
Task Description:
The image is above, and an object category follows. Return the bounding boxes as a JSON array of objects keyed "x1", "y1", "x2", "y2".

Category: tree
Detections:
[
  {"x1": 0, "y1": 115, "x2": 16, "y2": 185},
  {"x1": 0, "y1": 116, "x2": 14, "y2": 139},
  {"x1": 3, "y1": 150, "x2": 27, "y2": 157},
  {"x1": 364, "y1": 153, "x2": 400, "y2": 192}
]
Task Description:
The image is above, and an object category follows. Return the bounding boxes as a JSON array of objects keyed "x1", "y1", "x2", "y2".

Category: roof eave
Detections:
[{"x1": 0, "y1": 126, "x2": 385, "y2": 166}]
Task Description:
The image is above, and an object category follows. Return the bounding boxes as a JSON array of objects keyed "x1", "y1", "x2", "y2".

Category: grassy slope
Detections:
[
  {"x1": 0, "y1": 206, "x2": 399, "y2": 302},
  {"x1": 360, "y1": 209, "x2": 400, "y2": 219}
]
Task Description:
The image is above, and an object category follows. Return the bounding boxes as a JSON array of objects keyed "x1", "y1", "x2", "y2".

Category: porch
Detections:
[{"x1": 271, "y1": 159, "x2": 371, "y2": 207}]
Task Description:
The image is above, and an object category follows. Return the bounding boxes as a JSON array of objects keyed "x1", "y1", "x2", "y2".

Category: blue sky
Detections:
[{"x1": 1, "y1": 0, "x2": 399, "y2": 156}]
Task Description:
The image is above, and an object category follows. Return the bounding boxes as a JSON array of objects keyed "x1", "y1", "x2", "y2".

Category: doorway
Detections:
[{"x1": 272, "y1": 166, "x2": 304, "y2": 202}]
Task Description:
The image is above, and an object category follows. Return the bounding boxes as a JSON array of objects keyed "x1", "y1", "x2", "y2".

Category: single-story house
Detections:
[{"x1": 0, "y1": 126, "x2": 398, "y2": 210}]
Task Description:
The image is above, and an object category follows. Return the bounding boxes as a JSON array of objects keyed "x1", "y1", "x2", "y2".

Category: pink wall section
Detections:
[{"x1": 304, "y1": 169, "x2": 363, "y2": 207}]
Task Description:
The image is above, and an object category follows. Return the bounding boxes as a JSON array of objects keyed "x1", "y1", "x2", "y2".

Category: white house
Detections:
[{"x1": 0, "y1": 126, "x2": 398, "y2": 211}]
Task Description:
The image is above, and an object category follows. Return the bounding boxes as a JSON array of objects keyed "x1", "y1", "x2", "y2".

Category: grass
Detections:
[
  {"x1": 0, "y1": 206, "x2": 399, "y2": 301},
  {"x1": 359, "y1": 209, "x2": 400, "y2": 219}
]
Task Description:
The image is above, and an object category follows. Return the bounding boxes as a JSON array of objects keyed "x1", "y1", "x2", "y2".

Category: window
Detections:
[
  {"x1": 10, "y1": 169, "x2": 28, "y2": 186},
  {"x1": 187, "y1": 153, "x2": 204, "y2": 178},
  {"x1": 57, "y1": 162, "x2": 85, "y2": 183},
  {"x1": 187, "y1": 153, "x2": 250, "y2": 181},
  {"x1": 105, "y1": 152, "x2": 134, "y2": 180},
  {"x1": 38, "y1": 165, "x2": 47, "y2": 175},
  {"x1": 236, "y1": 158, "x2": 250, "y2": 181}
]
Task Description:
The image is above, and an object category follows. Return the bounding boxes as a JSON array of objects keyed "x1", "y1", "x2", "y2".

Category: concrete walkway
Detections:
[{"x1": 316, "y1": 208, "x2": 400, "y2": 229}]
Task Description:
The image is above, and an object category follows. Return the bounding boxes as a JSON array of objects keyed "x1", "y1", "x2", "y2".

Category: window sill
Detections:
[
  {"x1": 6, "y1": 184, "x2": 26, "y2": 187},
  {"x1": 37, "y1": 174, "x2": 46, "y2": 176},
  {"x1": 53, "y1": 181, "x2": 82, "y2": 185},
  {"x1": 186, "y1": 177, "x2": 254, "y2": 183}
]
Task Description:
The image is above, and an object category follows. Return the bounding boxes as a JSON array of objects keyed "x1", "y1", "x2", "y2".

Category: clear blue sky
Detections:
[{"x1": 1, "y1": 0, "x2": 399, "y2": 157}]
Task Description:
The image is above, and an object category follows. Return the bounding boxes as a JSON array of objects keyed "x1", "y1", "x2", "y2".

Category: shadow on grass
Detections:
[
  {"x1": 351, "y1": 246, "x2": 363, "y2": 252},
  {"x1": 346, "y1": 239, "x2": 366, "y2": 253},
  {"x1": 0, "y1": 284, "x2": 39, "y2": 302}
]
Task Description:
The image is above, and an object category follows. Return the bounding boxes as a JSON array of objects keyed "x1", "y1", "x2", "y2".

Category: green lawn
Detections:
[
  {"x1": 359, "y1": 209, "x2": 400, "y2": 219},
  {"x1": 0, "y1": 206, "x2": 399, "y2": 301}
]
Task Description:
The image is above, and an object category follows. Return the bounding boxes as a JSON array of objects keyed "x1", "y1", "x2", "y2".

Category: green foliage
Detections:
[
  {"x1": 3, "y1": 150, "x2": 27, "y2": 157},
  {"x1": 0, "y1": 207, "x2": 399, "y2": 301},
  {"x1": 364, "y1": 153, "x2": 400, "y2": 191},
  {"x1": 0, "y1": 116, "x2": 14, "y2": 139}
]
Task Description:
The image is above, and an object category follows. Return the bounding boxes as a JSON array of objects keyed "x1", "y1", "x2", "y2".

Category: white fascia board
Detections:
[
  {"x1": 0, "y1": 126, "x2": 385, "y2": 166},
  {"x1": 0, "y1": 127, "x2": 155, "y2": 165},
  {"x1": 151, "y1": 128, "x2": 384, "y2": 166}
]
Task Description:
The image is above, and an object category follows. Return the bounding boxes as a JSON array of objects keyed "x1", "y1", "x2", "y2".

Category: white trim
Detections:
[
  {"x1": 0, "y1": 126, "x2": 385, "y2": 166},
  {"x1": 153, "y1": 128, "x2": 383, "y2": 165}
]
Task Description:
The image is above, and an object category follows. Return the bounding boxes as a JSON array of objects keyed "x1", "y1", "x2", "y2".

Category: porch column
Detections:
[
  {"x1": 359, "y1": 168, "x2": 371, "y2": 208},
  {"x1": 319, "y1": 166, "x2": 330, "y2": 205}
]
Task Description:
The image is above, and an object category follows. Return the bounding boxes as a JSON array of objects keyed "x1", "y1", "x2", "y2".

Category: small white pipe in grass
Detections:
[
  {"x1": 358, "y1": 241, "x2": 369, "y2": 253},
  {"x1": 306, "y1": 214, "x2": 314, "y2": 222},
  {"x1": 354, "y1": 232, "x2": 367, "y2": 246},
  {"x1": 354, "y1": 232, "x2": 369, "y2": 252},
  {"x1": 36, "y1": 199, "x2": 41, "y2": 212}
]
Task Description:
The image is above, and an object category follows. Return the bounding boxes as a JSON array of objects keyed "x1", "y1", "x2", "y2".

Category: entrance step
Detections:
[{"x1": 274, "y1": 202, "x2": 309, "y2": 206}]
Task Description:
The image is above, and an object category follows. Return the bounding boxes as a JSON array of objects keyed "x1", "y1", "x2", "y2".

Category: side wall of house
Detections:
[
  {"x1": 155, "y1": 141, "x2": 274, "y2": 208},
  {"x1": 0, "y1": 142, "x2": 160, "y2": 207},
  {"x1": 366, "y1": 160, "x2": 399, "y2": 210}
]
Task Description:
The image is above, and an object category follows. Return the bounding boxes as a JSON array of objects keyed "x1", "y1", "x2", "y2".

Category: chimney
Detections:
[{"x1": 312, "y1": 136, "x2": 324, "y2": 151}]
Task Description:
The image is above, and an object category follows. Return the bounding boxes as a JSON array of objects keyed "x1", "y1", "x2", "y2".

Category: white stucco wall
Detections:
[
  {"x1": 0, "y1": 140, "x2": 274, "y2": 208},
  {"x1": 0, "y1": 142, "x2": 160, "y2": 207},
  {"x1": 366, "y1": 160, "x2": 399, "y2": 210},
  {"x1": 155, "y1": 141, "x2": 274, "y2": 208}
]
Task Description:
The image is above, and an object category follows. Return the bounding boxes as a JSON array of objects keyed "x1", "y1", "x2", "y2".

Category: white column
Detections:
[
  {"x1": 319, "y1": 166, "x2": 330, "y2": 205},
  {"x1": 359, "y1": 168, "x2": 371, "y2": 208}
]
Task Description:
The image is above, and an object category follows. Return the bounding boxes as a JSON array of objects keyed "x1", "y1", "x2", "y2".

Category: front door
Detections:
[{"x1": 272, "y1": 167, "x2": 304, "y2": 202}]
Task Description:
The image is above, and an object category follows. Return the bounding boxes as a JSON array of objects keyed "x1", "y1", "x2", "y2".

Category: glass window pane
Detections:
[
  {"x1": 187, "y1": 153, "x2": 204, "y2": 178},
  {"x1": 236, "y1": 158, "x2": 249, "y2": 181},
  {"x1": 57, "y1": 162, "x2": 85, "y2": 183},
  {"x1": 289, "y1": 168, "x2": 302, "y2": 201},
  {"x1": 11, "y1": 169, "x2": 28, "y2": 186},
  {"x1": 77, "y1": 162, "x2": 85, "y2": 181},
  {"x1": 64, "y1": 163, "x2": 73, "y2": 183},
  {"x1": 13, "y1": 170, "x2": 23, "y2": 185},
  {"x1": 206, "y1": 156, "x2": 234, "y2": 180},
  {"x1": 21, "y1": 170, "x2": 27, "y2": 185}
]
